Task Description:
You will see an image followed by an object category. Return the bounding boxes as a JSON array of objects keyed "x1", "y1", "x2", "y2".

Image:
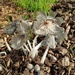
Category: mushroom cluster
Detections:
[
  {"x1": 30, "y1": 11, "x2": 67, "y2": 63},
  {"x1": 4, "y1": 11, "x2": 67, "y2": 64}
]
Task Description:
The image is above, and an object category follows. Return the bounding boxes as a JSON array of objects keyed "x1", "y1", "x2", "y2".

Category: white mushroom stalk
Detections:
[
  {"x1": 40, "y1": 35, "x2": 56, "y2": 63},
  {"x1": 27, "y1": 40, "x2": 33, "y2": 50},
  {"x1": 33, "y1": 35, "x2": 38, "y2": 48},
  {"x1": 29, "y1": 40, "x2": 43, "y2": 58},
  {"x1": 40, "y1": 46, "x2": 49, "y2": 64},
  {"x1": 23, "y1": 43, "x2": 30, "y2": 52},
  {"x1": 25, "y1": 35, "x2": 43, "y2": 58}
]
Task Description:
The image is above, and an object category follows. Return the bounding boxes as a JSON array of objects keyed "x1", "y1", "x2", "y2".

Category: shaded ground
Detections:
[{"x1": 0, "y1": 0, "x2": 75, "y2": 75}]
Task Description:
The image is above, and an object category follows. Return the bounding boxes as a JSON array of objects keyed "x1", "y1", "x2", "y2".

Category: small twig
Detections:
[
  {"x1": 0, "y1": 64, "x2": 9, "y2": 72},
  {"x1": 0, "y1": 51, "x2": 7, "y2": 56},
  {"x1": 4, "y1": 37, "x2": 12, "y2": 51},
  {"x1": 0, "y1": 64, "x2": 2, "y2": 71},
  {"x1": 65, "y1": 25, "x2": 70, "y2": 40},
  {"x1": 66, "y1": 25, "x2": 70, "y2": 34}
]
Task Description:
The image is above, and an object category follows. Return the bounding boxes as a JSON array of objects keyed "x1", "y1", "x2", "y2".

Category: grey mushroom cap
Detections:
[
  {"x1": 10, "y1": 33, "x2": 26, "y2": 49},
  {"x1": 16, "y1": 18, "x2": 31, "y2": 34},
  {"x1": 33, "y1": 20, "x2": 65, "y2": 36},
  {"x1": 4, "y1": 20, "x2": 19, "y2": 35},
  {"x1": 33, "y1": 11, "x2": 65, "y2": 36},
  {"x1": 42, "y1": 35, "x2": 56, "y2": 49}
]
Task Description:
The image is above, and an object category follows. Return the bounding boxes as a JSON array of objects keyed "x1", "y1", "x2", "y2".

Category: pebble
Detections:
[
  {"x1": 34, "y1": 64, "x2": 40, "y2": 72},
  {"x1": 27, "y1": 63, "x2": 33, "y2": 70}
]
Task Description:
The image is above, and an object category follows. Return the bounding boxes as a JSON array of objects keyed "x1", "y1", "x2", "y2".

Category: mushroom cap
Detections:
[
  {"x1": 4, "y1": 20, "x2": 19, "y2": 35},
  {"x1": 10, "y1": 33, "x2": 27, "y2": 49},
  {"x1": 33, "y1": 20, "x2": 64, "y2": 36},
  {"x1": 33, "y1": 11, "x2": 65, "y2": 36},
  {"x1": 42, "y1": 35, "x2": 56, "y2": 49},
  {"x1": 16, "y1": 18, "x2": 31, "y2": 34}
]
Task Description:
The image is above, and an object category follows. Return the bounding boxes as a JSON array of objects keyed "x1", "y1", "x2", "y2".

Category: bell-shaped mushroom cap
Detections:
[
  {"x1": 33, "y1": 20, "x2": 65, "y2": 36},
  {"x1": 10, "y1": 33, "x2": 27, "y2": 49},
  {"x1": 33, "y1": 20, "x2": 58, "y2": 36},
  {"x1": 49, "y1": 23, "x2": 65, "y2": 34},
  {"x1": 36, "y1": 11, "x2": 47, "y2": 23},
  {"x1": 11, "y1": 20, "x2": 19, "y2": 27},
  {"x1": 4, "y1": 20, "x2": 19, "y2": 35},
  {"x1": 16, "y1": 18, "x2": 31, "y2": 34},
  {"x1": 4, "y1": 25, "x2": 16, "y2": 35},
  {"x1": 42, "y1": 35, "x2": 56, "y2": 49},
  {"x1": 33, "y1": 21, "x2": 49, "y2": 35}
]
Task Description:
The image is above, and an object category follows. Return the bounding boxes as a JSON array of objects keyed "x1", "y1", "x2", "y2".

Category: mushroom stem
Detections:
[
  {"x1": 35, "y1": 40, "x2": 43, "y2": 50},
  {"x1": 29, "y1": 40, "x2": 43, "y2": 58},
  {"x1": 23, "y1": 43, "x2": 30, "y2": 52},
  {"x1": 33, "y1": 35, "x2": 38, "y2": 48},
  {"x1": 27, "y1": 40, "x2": 33, "y2": 50},
  {"x1": 40, "y1": 46, "x2": 49, "y2": 64}
]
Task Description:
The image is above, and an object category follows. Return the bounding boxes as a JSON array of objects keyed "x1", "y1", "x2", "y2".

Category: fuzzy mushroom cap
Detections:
[
  {"x1": 33, "y1": 20, "x2": 64, "y2": 36},
  {"x1": 16, "y1": 18, "x2": 31, "y2": 34},
  {"x1": 4, "y1": 20, "x2": 19, "y2": 35},
  {"x1": 10, "y1": 33, "x2": 26, "y2": 49},
  {"x1": 33, "y1": 11, "x2": 65, "y2": 36}
]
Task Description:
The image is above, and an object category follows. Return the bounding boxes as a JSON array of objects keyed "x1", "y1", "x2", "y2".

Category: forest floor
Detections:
[{"x1": 0, "y1": 0, "x2": 75, "y2": 75}]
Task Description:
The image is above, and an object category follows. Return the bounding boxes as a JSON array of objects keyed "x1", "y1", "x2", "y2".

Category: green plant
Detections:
[{"x1": 13, "y1": 0, "x2": 56, "y2": 13}]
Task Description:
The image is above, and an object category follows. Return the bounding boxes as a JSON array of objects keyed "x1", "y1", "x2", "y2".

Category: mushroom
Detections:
[
  {"x1": 4, "y1": 11, "x2": 67, "y2": 64},
  {"x1": 32, "y1": 11, "x2": 67, "y2": 63},
  {"x1": 10, "y1": 18, "x2": 32, "y2": 50},
  {"x1": 16, "y1": 18, "x2": 32, "y2": 34}
]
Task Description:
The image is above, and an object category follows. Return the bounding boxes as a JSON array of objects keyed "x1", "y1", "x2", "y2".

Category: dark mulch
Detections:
[{"x1": 0, "y1": 0, "x2": 75, "y2": 75}]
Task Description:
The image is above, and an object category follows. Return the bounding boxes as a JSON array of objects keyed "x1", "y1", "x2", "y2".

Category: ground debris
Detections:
[{"x1": 0, "y1": 0, "x2": 75, "y2": 75}]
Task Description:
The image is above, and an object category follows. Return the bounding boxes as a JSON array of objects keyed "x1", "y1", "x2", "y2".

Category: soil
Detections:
[{"x1": 0, "y1": 0, "x2": 75, "y2": 75}]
